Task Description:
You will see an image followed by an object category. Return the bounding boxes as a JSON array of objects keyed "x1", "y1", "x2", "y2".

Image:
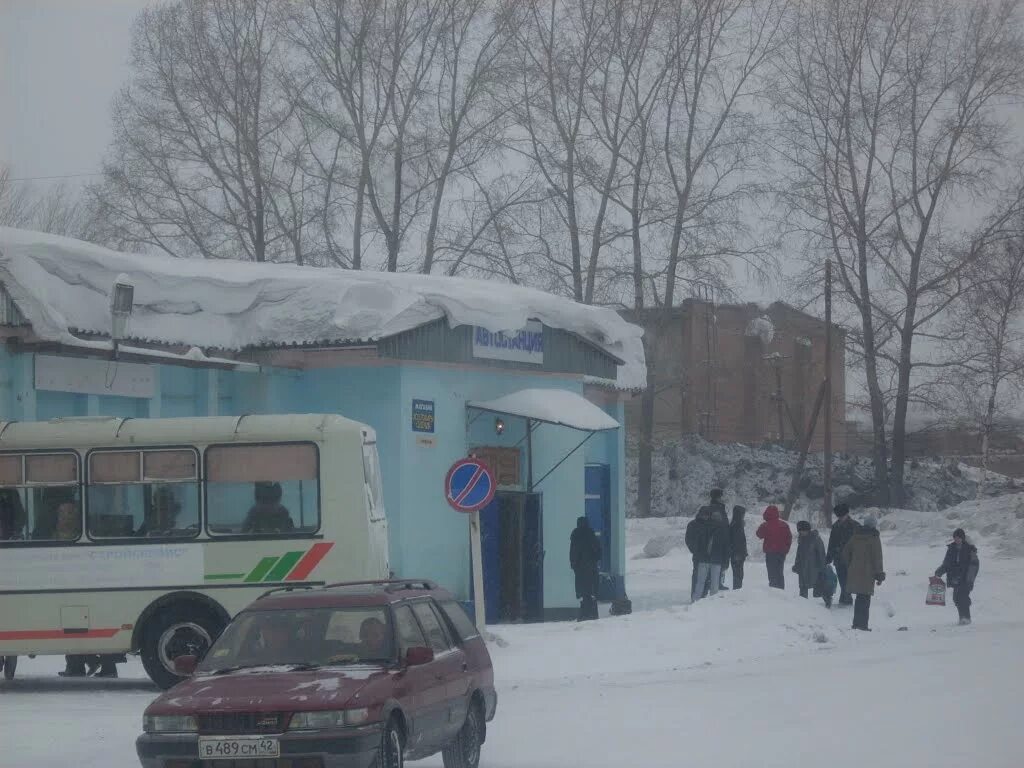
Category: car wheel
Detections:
[
  {"x1": 442, "y1": 701, "x2": 484, "y2": 768},
  {"x1": 141, "y1": 606, "x2": 222, "y2": 689},
  {"x1": 2, "y1": 656, "x2": 15, "y2": 680},
  {"x1": 374, "y1": 717, "x2": 404, "y2": 768}
]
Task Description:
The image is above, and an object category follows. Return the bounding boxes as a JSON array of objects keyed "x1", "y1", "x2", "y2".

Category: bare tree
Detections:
[
  {"x1": 0, "y1": 167, "x2": 35, "y2": 228},
  {"x1": 91, "y1": 0, "x2": 308, "y2": 262},
  {"x1": 774, "y1": 0, "x2": 1024, "y2": 504},
  {"x1": 943, "y1": 223, "x2": 1024, "y2": 492},
  {"x1": 509, "y1": 0, "x2": 614, "y2": 302},
  {"x1": 290, "y1": 0, "x2": 450, "y2": 272},
  {"x1": 633, "y1": 0, "x2": 784, "y2": 517}
]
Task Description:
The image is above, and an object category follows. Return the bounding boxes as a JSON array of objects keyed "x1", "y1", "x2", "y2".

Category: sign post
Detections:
[{"x1": 445, "y1": 458, "x2": 496, "y2": 633}]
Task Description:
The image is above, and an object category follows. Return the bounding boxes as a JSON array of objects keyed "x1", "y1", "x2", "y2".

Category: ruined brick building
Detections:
[{"x1": 624, "y1": 301, "x2": 846, "y2": 452}]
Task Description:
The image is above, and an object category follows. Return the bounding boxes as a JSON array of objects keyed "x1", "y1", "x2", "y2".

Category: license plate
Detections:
[{"x1": 197, "y1": 736, "x2": 280, "y2": 760}]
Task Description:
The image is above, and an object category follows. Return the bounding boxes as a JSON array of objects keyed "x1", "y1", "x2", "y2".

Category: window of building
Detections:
[
  {"x1": 86, "y1": 449, "x2": 200, "y2": 540},
  {"x1": 410, "y1": 601, "x2": 452, "y2": 654},
  {"x1": 205, "y1": 443, "x2": 319, "y2": 536},
  {"x1": 0, "y1": 452, "x2": 82, "y2": 543}
]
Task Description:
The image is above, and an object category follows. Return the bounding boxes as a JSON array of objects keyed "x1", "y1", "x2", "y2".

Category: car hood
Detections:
[{"x1": 146, "y1": 665, "x2": 390, "y2": 715}]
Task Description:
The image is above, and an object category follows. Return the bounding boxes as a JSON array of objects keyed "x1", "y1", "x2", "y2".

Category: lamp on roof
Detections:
[{"x1": 110, "y1": 275, "x2": 134, "y2": 358}]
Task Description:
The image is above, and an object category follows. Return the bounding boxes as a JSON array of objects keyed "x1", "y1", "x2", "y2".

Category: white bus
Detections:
[{"x1": 0, "y1": 413, "x2": 390, "y2": 688}]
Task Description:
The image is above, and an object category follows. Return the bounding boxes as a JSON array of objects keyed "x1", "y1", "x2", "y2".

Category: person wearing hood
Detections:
[
  {"x1": 570, "y1": 516, "x2": 601, "y2": 621},
  {"x1": 686, "y1": 503, "x2": 731, "y2": 602},
  {"x1": 756, "y1": 505, "x2": 792, "y2": 589},
  {"x1": 729, "y1": 506, "x2": 749, "y2": 589},
  {"x1": 935, "y1": 528, "x2": 980, "y2": 625},
  {"x1": 826, "y1": 502, "x2": 860, "y2": 606},
  {"x1": 841, "y1": 516, "x2": 886, "y2": 630},
  {"x1": 793, "y1": 521, "x2": 830, "y2": 606}
]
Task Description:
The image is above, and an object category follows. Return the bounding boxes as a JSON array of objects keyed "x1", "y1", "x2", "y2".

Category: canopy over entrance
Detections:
[
  {"x1": 468, "y1": 388, "x2": 619, "y2": 432},
  {"x1": 467, "y1": 388, "x2": 618, "y2": 491}
]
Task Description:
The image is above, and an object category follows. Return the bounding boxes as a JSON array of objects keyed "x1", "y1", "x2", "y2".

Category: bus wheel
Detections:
[
  {"x1": 1, "y1": 656, "x2": 16, "y2": 680},
  {"x1": 141, "y1": 607, "x2": 222, "y2": 690}
]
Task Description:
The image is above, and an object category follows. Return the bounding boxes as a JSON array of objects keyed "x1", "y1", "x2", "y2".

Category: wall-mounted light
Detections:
[
  {"x1": 494, "y1": 417, "x2": 505, "y2": 435},
  {"x1": 110, "y1": 274, "x2": 135, "y2": 358}
]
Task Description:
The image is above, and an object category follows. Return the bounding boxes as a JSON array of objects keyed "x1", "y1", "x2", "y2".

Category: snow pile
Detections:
[
  {"x1": 869, "y1": 493, "x2": 1024, "y2": 558},
  {"x1": 469, "y1": 389, "x2": 619, "y2": 431},
  {"x1": 626, "y1": 434, "x2": 1022, "y2": 518},
  {"x1": 0, "y1": 227, "x2": 646, "y2": 389}
]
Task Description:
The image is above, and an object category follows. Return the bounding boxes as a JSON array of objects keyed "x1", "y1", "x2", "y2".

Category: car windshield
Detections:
[{"x1": 197, "y1": 606, "x2": 395, "y2": 673}]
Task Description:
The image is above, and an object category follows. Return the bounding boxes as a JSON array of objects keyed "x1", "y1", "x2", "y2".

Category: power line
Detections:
[{"x1": 6, "y1": 171, "x2": 104, "y2": 183}]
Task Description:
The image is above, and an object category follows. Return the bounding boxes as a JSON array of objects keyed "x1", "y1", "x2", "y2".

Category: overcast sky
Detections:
[{"x1": 0, "y1": 0, "x2": 152, "y2": 185}]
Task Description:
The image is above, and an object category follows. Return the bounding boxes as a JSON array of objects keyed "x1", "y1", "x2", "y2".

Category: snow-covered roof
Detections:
[
  {"x1": 469, "y1": 388, "x2": 620, "y2": 432},
  {"x1": 0, "y1": 228, "x2": 646, "y2": 390}
]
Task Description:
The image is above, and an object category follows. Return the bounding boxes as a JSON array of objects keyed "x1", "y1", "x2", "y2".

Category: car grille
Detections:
[
  {"x1": 196, "y1": 712, "x2": 287, "y2": 734},
  {"x1": 196, "y1": 762, "x2": 324, "y2": 768}
]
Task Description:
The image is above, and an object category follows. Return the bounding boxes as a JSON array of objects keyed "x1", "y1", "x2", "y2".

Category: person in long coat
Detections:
[
  {"x1": 793, "y1": 521, "x2": 829, "y2": 606},
  {"x1": 686, "y1": 506, "x2": 731, "y2": 602},
  {"x1": 729, "y1": 506, "x2": 749, "y2": 589},
  {"x1": 826, "y1": 503, "x2": 860, "y2": 606},
  {"x1": 841, "y1": 516, "x2": 886, "y2": 630},
  {"x1": 570, "y1": 516, "x2": 601, "y2": 621}
]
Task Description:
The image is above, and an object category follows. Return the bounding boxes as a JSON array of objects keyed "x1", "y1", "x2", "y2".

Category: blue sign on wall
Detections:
[{"x1": 412, "y1": 398, "x2": 435, "y2": 433}]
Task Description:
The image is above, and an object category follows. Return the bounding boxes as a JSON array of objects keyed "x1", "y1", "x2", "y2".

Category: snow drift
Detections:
[{"x1": 0, "y1": 227, "x2": 646, "y2": 389}]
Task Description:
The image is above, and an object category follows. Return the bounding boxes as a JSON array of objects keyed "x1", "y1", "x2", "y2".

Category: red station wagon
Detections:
[{"x1": 136, "y1": 580, "x2": 496, "y2": 768}]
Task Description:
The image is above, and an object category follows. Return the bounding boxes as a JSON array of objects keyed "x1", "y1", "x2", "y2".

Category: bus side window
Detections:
[
  {"x1": 87, "y1": 450, "x2": 200, "y2": 540},
  {"x1": 0, "y1": 453, "x2": 83, "y2": 543},
  {"x1": 206, "y1": 444, "x2": 320, "y2": 536}
]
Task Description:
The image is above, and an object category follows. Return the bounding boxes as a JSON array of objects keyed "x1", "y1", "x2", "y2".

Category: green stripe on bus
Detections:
[
  {"x1": 205, "y1": 573, "x2": 246, "y2": 581},
  {"x1": 244, "y1": 557, "x2": 280, "y2": 583},
  {"x1": 263, "y1": 551, "x2": 305, "y2": 582}
]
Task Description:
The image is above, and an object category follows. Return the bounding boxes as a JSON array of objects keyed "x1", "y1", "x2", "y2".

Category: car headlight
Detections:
[
  {"x1": 288, "y1": 709, "x2": 371, "y2": 730},
  {"x1": 143, "y1": 714, "x2": 198, "y2": 733}
]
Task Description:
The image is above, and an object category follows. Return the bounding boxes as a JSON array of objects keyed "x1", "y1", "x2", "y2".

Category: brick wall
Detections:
[{"x1": 624, "y1": 301, "x2": 846, "y2": 452}]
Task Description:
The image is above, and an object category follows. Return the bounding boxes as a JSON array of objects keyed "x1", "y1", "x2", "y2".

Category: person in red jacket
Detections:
[{"x1": 756, "y1": 505, "x2": 792, "y2": 589}]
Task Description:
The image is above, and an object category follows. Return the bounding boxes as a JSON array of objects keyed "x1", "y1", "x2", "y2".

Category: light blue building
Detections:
[{"x1": 0, "y1": 229, "x2": 644, "y2": 621}]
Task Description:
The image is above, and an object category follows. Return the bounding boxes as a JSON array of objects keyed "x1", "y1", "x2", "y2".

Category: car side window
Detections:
[
  {"x1": 393, "y1": 605, "x2": 428, "y2": 656},
  {"x1": 438, "y1": 600, "x2": 479, "y2": 643},
  {"x1": 410, "y1": 601, "x2": 452, "y2": 654}
]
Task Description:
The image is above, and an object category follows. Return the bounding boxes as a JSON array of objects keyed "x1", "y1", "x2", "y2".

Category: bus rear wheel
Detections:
[{"x1": 141, "y1": 606, "x2": 222, "y2": 689}]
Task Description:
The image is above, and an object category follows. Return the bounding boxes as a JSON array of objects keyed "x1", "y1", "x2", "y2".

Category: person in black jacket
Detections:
[
  {"x1": 570, "y1": 516, "x2": 601, "y2": 621},
  {"x1": 826, "y1": 503, "x2": 860, "y2": 606},
  {"x1": 729, "y1": 506, "x2": 748, "y2": 589},
  {"x1": 686, "y1": 503, "x2": 731, "y2": 603},
  {"x1": 935, "y1": 528, "x2": 980, "y2": 625}
]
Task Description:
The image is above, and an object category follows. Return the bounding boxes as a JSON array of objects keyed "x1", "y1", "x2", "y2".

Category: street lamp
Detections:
[{"x1": 111, "y1": 275, "x2": 134, "y2": 358}]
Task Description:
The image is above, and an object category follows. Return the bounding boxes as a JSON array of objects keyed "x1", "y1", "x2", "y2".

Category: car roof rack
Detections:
[
  {"x1": 322, "y1": 579, "x2": 438, "y2": 593},
  {"x1": 257, "y1": 584, "x2": 318, "y2": 600}
]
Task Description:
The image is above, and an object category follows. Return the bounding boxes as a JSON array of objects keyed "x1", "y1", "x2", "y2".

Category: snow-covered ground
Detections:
[{"x1": 5, "y1": 501, "x2": 1023, "y2": 767}]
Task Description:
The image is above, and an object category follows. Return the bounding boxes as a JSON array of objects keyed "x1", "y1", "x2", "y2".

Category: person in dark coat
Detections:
[
  {"x1": 729, "y1": 506, "x2": 748, "y2": 589},
  {"x1": 793, "y1": 521, "x2": 830, "y2": 606},
  {"x1": 756, "y1": 505, "x2": 792, "y2": 589},
  {"x1": 826, "y1": 502, "x2": 860, "y2": 606},
  {"x1": 841, "y1": 516, "x2": 885, "y2": 631},
  {"x1": 935, "y1": 528, "x2": 980, "y2": 625},
  {"x1": 686, "y1": 503, "x2": 731, "y2": 602},
  {"x1": 570, "y1": 516, "x2": 601, "y2": 620},
  {"x1": 242, "y1": 482, "x2": 294, "y2": 534}
]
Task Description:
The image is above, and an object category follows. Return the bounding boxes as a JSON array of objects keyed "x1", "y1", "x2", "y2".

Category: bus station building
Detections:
[{"x1": 0, "y1": 228, "x2": 645, "y2": 622}]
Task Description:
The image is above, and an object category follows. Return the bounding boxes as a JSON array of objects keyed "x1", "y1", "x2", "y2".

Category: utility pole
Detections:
[{"x1": 822, "y1": 259, "x2": 833, "y2": 528}]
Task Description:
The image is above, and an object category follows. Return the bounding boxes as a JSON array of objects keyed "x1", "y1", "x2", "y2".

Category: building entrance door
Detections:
[{"x1": 478, "y1": 491, "x2": 544, "y2": 624}]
